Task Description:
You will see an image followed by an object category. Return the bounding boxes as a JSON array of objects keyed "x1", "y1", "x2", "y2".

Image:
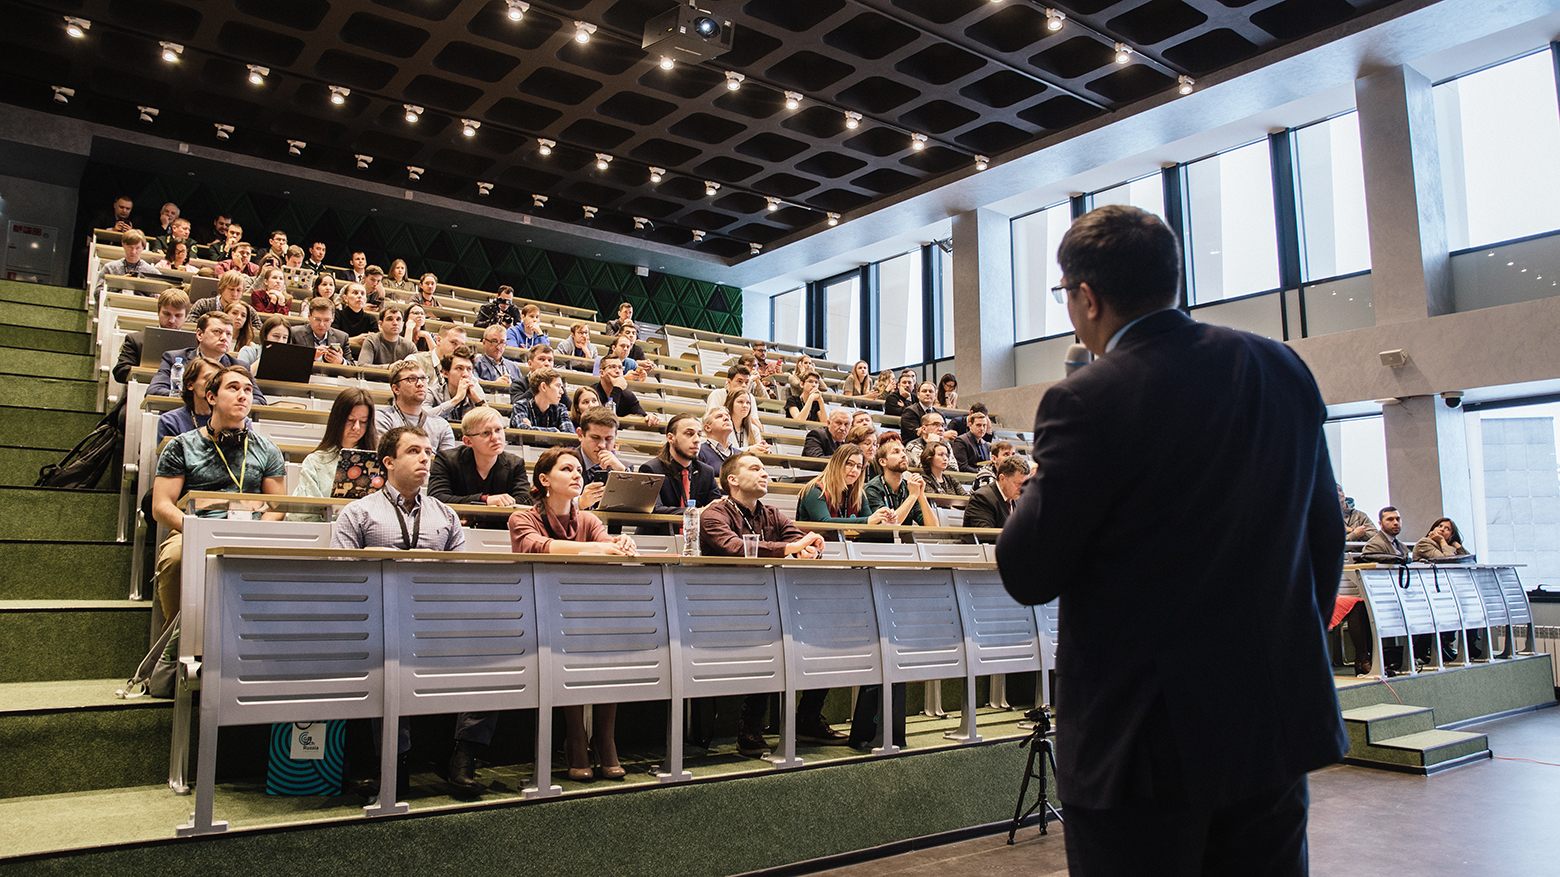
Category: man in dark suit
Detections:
[
  {"x1": 899, "y1": 380, "x2": 936, "y2": 437},
  {"x1": 996, "y1": 205, "x2": 1347, "y2": 876},
  {"x1": 288, "y1": 296, "x2": 353, "y2": 364},
  {"x1": 803, "y1": 408, "x2": 850, "y2": 458},
  {"x1": 950, "y1": 410, "x2": 992, "y2": 473},
  {"x1": 962, "y1": 456, "x2": 1027, "y2": 529},
  {"x1": 427, "y1": 407, "x2": 529, "y2": 529},
  {"x1": 638, "y1": 413, "x2": 721, "y2": 536}
]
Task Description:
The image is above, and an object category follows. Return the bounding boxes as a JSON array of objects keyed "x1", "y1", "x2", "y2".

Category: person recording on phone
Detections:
[{"x1": 288, "y1": 297, "x2": 351, "y2": 365}]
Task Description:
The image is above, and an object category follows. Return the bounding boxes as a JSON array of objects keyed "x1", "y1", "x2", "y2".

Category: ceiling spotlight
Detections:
[
  {"x1": 477, "y1": 182, "x2": 493, "y2": 196},
  {"x1": 63, "y1": 16, "x2": 89, "y2": 38},
  {"x1": 766, "y1": 197, "x2": 780, "y2": 212},
  {"x1": 692, "y1": 230, "x2": 706, "y2": 242},
  {"x1": 355, "y1": 154, "x2": 372, "y2": 169},
  {"x1": 726, "y1": 71, "x2": 744, "y2": 91},
  {"x1": 910, "y1": 133, "x2": 927, "y2": 151},
  {"x1": 461, "y1": 119, "x2": 481, "y2": 137},
  {"x1": 704, "y1": 181, "x2": 720, "y2": 197},
  {"x1": 214, "y1": 123, "x2": 233, "y2": 140},
  {"x1": 784, "y1": 91, "x2": 802, "y2": 110},
  {"x1": 574, "y1": 21, "x2": 596, "y2": 44},
  {"x1": 52, "y1": 86, "x2": 73, "y2": 105},
  {"x1": 844, "y1": 111, "x2": 862, "y2": 129},
  {"x1": 407, "y1": 165, "x2": 423, "y2": 181},
  {"x1": 1178, "y1": 75, "x2": 1195, "y2": 95},
  {"x1": 826, "y1": 212, "x2": 840, "y2": 226},
  {"x1": 1045, "y1": 8, "x2": 1066, "y2": 31},
  {"x1": 633, "y1": 217, "x2": 648, "y2": 231},
  {"x1": 160, "y1": 41, "x2": 183, "y2": 63},
  {"x1": 533, "y1": 194, "x2": 548, "y2": 208},
  {"x1": 595, "y1": 153, "x2": 612, "y2": 170},
  {"x1": 537, "y1": 138, "x2": 555, "y2": 155},
  {"x1": 648, "y1": 166, "x2": 664, "y2": 183},
  {"x1": 975, "y1": 155, "x2": 989, "y2": 170},
  {"x1": 247, "y1": 65, "x2": 268, "y2": 85},
  {"x1": 1114, "y1": 42, "x2": 1132, "y2": 65},
  {"x1": 505, "y1": 0, "x2": 529, "y2": 21},
  {"x1": 137, "y1": 106, "x2": 158, "y2": 123},
  {"x1": 583, "y1": 206, "x2": 598, "y2": 219},
  {"x1": 329, "y1": 85, "x2": 350, "y2": 105},
  {"x1": 659, "y1": 56, "x2": 674, "y2": 70},
  {"x1": 749, "y1": 243, "x2": 762, "y2": 255},
  {"x1": 404, "y1": 104, "x2": 423, "y2": 123},
  {"x1": 287, "y1": 140, "x2": 305, "y2": 156}
]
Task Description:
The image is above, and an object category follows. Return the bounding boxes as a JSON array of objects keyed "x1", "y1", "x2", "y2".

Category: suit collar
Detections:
[{"x1": 1108, "y1": 307, "x2": 1191, "y2": 352}]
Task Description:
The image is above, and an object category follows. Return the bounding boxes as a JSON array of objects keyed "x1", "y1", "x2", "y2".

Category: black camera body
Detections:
[{"x1": 1024, "y1": 704, "x2": 1053, "y2": 736}]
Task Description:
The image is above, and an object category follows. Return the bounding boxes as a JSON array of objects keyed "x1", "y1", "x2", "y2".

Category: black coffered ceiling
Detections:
[{"x1": 2, "y1": 0, "x2": 1405, "y2": 260}]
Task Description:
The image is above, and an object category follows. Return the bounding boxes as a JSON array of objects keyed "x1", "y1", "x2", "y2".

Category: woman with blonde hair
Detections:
[
  {"x1": 844, "y1": 360, "x2": 874, "y2": 398},
  {"x1": 796, "y1": 443, "x2": 894, "y2": 525},
  {"x1": 384, "y1": 258, "x2": 416, "y2": 293}
]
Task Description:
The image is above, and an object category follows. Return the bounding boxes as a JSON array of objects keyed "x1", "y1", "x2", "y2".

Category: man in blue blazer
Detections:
[{"x1": 997, "y1": 205, "x2": 1347, "y2": 876}]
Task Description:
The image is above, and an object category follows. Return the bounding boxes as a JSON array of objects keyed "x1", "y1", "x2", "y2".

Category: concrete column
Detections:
[
  {"x1": 1355, "y1": 65, "x2": 1453, "y2": 323},
  {"x1": 1382, "y1": 395, "x2": 1474, "y2": 540},
  {"x1": 950, "y1": 208, "x2": 1014, "y2": 395}
]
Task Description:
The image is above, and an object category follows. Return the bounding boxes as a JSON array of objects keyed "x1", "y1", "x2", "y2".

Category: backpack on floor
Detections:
[
  {"x1": 35, "y1": 399, "x2": 125, "y2": 490},
  {"x1": 116, "y1": 612, "x2": 178, "y2": 700}
]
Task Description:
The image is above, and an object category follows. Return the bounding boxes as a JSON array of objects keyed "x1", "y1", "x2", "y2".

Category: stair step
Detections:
[
  {"x1": 1342, "y1": 703, "x2": 1437, "y2": 744},
  {"x1": 0, "y1": 324, "x2": 90, "y2": 355},
  {"x1": 0, "y1": 679, "x2": 173, "y2": 799},
  {"x1": 0, "y1": 346, "x2": 94, "y2": 381},
  {"x1": 0, "y1": 488, "x2": 121, "y2": 542},
  {"x1": 0, "y1": 376, "x2": 101, "y2": 412},
  {"x1": 0, "y1": 405, "x2": 106, "y2": 451},
  {"x1": 0, "y1": 281, "x2": 85, "y2": 311},
  {"x1": 0, "y1": 448, "x2": 58, "y2": 487},
  {"x1": 0, "y1": 542, "x2": 135, "y2": 600},
  {"x1": 1347, "y1": 727, "x2": 1492, "y2": 773},
  {"x1": 0, "y1": 677, "x2": 171, "y2": 714},
  {"x1": 0, "y1": 600, "x2": 152, "y2": 683},
  {"x1": 0, "y1": 299, "x2": 91, "y2": 333}
]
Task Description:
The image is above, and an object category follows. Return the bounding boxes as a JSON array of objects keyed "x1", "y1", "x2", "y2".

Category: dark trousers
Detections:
[
  {"x1": 1063, "y1": 775, "x2": 1310, "y2": 877},
  {"x1": 739, "y1": 690, "x2": 829, "y2": 727},
  {"x1": 848, "y1": 683, "x2": 906, "y2": 746}
]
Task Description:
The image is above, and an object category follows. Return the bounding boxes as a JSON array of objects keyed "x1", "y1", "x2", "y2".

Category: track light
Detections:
[
  {"x1": 537, "y1": 138, "x2": 554, "y2": 155},
  {"x1": 214, "y1": 123, "x2": 233, "y2": 140},
  {"x1": 247, "y1": 65, "x2": 268, "y2": 85},
  {"x1": 692, "y1": 230, "x2": 706, "y2": 242},
  {"x1": 583, "y1": 206, "x2": 597, "y2": 219},
  {"x1": 659, "y1": 56, "x2": 674, "y2": 70},
  {"x1": 749, "y1": 243, "x2": 762, "y2": 255},
  {"x1": 1178, "y1": 75, "x2": 1195, "y2": 95},
  {"x1": 633, "y1": 217, "x2": 648, "y2": 231},
  {"x1": 648, "y1": 167, "x2": 664, "y2": 183},
  {"x1": 596, "y1": 153, "x2": 612, "y2": 170},
  {"x1": 827, "y1": 212, "x2": 839, "y2": 226},
  {"x1": 574, "y1": 21, "x2": 596, "y2": 43},
  {"x1": 704, "y1": 181, "x2": 720, "y2": 197},
  {"x1": 477, "y1": 182, "x2": 493, "y2": 196},
  {"x1": 1045, "y1": 8, "x2": 1065, "y2": 31},
  {"x1": 844, "y1": 111, "x2": 861, "y2": 130},
  {"x1": 407, "y1": 166, "x2": 423, "y2": 181},
  {"x1": 64, "y1": 16, "x2": 89, "y2": 38},
  {"x1": 404, "y1": 104, "x2": 423, "y2": 123},
  {"x1": 355, "y1": 154, "x2": 372, "y2": 169},
  {"x1": 766, "y1": 197, "x2": 780, "y2": 212},
  {"x1": 784, "y1": 91, "x2": 801, "y2": 110},
  {"x1": 52, "y1": 86, "x2": 73, "y2": 105},
  {"x1": 160, "y1": 41, "x2": 183, "y2": 63},
  {"x1": 138, "y1": 106, "x2": 158, "y2": 123},
  {"x1": 726, "y1": 72, "x2": 744, "y2": 91},
  {"x1": 329, "y1": 85, "x2": 349, "y2": 105},
  {"x1": 1114, "y1": 42, "x2": 1132, "y2": 65},
  {"x1": 910, "y1": 133, "x2": 927, "y2": 151},
  {"x1": 505, "y1": 0, "x2": 529, "y2": 21},
  {"x1": 533, "y1": 194, "x2": 548, "y2": 208},
  {"x1": 461, "y1": 119, "x2": 480, "y2": 137}
]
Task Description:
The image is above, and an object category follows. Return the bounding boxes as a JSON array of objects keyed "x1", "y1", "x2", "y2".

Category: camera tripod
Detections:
[{"x1": 1007, "y1": 705, "x2": 1062, "y2": 844}]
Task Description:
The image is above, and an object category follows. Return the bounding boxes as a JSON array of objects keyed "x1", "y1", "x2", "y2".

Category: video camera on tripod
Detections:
[{"x1": 1008, "y1": 704, "x2": 1060, "y2": 843}]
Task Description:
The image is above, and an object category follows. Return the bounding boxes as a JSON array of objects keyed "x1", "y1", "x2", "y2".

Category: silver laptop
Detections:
[
  {"x1": 139, "y1": 327, "x2": 197, "y2": 366},
  {"x1": 597, "y1": 471, "x2": 665, "y2": 514}
]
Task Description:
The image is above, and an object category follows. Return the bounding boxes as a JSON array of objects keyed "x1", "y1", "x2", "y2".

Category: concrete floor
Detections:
[{"x1": 802, "y1": 705, "x2": 1560, "y2": 877}]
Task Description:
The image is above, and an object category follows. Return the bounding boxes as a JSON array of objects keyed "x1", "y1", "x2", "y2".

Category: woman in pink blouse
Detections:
[{"x1": 508, "y1": 446, "x2": 636, "y2": 781}]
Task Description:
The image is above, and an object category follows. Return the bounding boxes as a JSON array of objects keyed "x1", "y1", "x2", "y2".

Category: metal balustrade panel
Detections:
[
  {"x1": 1443, "y1": 568, "x2": 1487, "y2": 628},
  {"x1": 386, "y1": 563, "x2": 539, "y2": 715},
  {"x1": 182, "y1": 518, "x2": 335, "y2": 657},
  {"x1": 916, "y1": 543, "x2": 985, "y2": 565},
  {"x1": 460, "y1": 527, "x2": 516, "y2": 553},
  {"x1": 534, "y1": 565, "x2": 672, "y2": 707},
  {"x1": 1358, "y1": 569, "x2": 1410, "y2": 638},
  {"x1": 1473, "y1": 568, "x2": 1511, "y2": 627},
  {"x1": 214, "y1": 559, "x2": 384, "y2": 726},
  {"x1": 1416, "y1": 568, "x2": 1466, "y2": 633},
  {"x1": 1496, "y1": 567, "x2": 1534, "y2": 625},
  {"x1": 1397, "y1": 570, "x2": 1437, "y2": 635},
  {"x1": 666, "y1": 565, "x2": 786, "y2": 698},
  {"x1": 775, "y1": 567, "x2": 881, "y2": 690},
  {"x1": 845, "y1": 542, "x2": 921, "y2": 562},
  {"x1": 953, "y1": 569, "x2": 1042, "y2": 675},
  {"x1": 871, "y1": 569, "x2": 967, "y2": 684}
]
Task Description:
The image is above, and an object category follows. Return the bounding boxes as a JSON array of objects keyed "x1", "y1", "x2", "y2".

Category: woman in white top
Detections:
[
  {"x1": 405, "y1": 303, "x2": 437, "y2": 352},
  {"x1": 724, "y1": 390, "x2": 770, "y2": 453},
  {"x1": 236, "y1": 315, "x2": 292, "y2": 367},
  {"x1": 154, "y1": 240, "x2": 199, "y2": 275},
  {"x1": 278, "y1": 388, "x2": 378, "y2": 522}
]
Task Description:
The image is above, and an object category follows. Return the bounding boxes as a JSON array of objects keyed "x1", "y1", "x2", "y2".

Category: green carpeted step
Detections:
[
  {"x1": 0, "y1": 542, "x2": 134, "y2": 600},
  {"x1": 1342, "y1": 703, "x2": 1437, "y2": 750},
  {"x1": 0, "y1": 406, "x2": 106, "y2": 451},
  {"x1": 0, "y1": 601, "x2": 151, "y2": 683},
  {"x1": 0, "y1": 448, "x2": 60, "y2": 487},
  {"x1": 0, "y1": 280, "x2": 85, "y2": 310},
  {"x1": 0, "y1": 323, "x2": 90, "y2": 355},
  {"x1": 0, "y1": 346, "x2": 94, "y2": 381},
  {"x1": 0, "y1": 299, "x2": 91, "y2": 334},
  {"x1": 1370, "y1": 729, "x2": 1491, "y2": 768},
  {"x1": 0, "y1": 679, "x2": 172, "y2": 799},
  {"x1": 0, "y1": 487, "x2": 122, "y2": 541},
  {"x1": 0, "y1": 375, "x2": 100, "y2": 411}
]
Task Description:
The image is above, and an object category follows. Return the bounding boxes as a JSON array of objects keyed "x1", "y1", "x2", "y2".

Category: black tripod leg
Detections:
[{"x1": 1008, "y1": 742, "x2": 1041, "y2": 844}]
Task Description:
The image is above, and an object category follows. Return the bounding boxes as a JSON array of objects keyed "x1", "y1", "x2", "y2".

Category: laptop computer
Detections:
[
  {"x1": 253, "y1": 341, "x2": 317, "y2": 384},
  {"x1": 187, "y1": 274, "x2": 220, "y2": 302},
  {"x1": 596, "y1": 471, "x2": 665, "y2": 514},
  {"x1": 139, "y1": 327, "x2": 197, "y2": 367},
  {"x1": 331, "y1": 448, "x2": 385, "y2": 499}
]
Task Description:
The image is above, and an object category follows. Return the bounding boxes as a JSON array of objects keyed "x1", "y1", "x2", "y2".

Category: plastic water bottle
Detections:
[
  {"x1": 170, "y1": 357, "x2": 184, "y2": 391},
  {"x1": 682, "y1": 500, "x2": 701, "y2": 557}
]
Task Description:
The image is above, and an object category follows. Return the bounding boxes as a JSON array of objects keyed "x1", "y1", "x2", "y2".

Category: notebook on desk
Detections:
[
  {"x1": 139, "y1": 327, "x2": 197, "y2": 366},
  {"x1": 253, "y1": 341, "x2": 316, "y2": 384},
  {"x1": 597, "y1": 471, "x2": 664, "y2": 514}
]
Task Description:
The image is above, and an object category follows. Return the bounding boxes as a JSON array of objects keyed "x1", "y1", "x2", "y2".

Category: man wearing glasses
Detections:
[{"x1": 377, "y1": 360, "x2": 457, "y2": 452}]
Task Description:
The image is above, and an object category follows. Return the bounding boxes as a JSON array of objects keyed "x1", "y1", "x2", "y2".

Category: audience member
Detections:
[
  {"x1": 865, "y1": 436, "x2": 935, "y2": 527},
  {"x1": 190, "y1": 271, "x2": 262, "y2": 333},
  {"x1": 990, "y1": 440, "x2": 1015, "y2": 467},
  {"x1": 200, "y1": 216, "x2": 235, "y2": 261},
  {"x1": 474, "y1": 325, "x2": 524, "y2": 384},
  {"x1": 151, "y1": 365, "x2": 286, "y2": 625},
  {"x1": 899, "y1": 381, "x2": 937, "y2": 437},
  {"x1": 510, "y1": 367, "x2": 573, "y2": 432},
  {"x1": 156, "y1": 202, "x2": 180, "y2": 237},
  {"x1": 310, "y1": 271, "x2": 336, "y2": 303},
  {"x1": 882, "y1": 371, "x2": 916, "y2": 419},
  {"x1": 640, "y1": 414, "x2": 721, "y2": 518},
  {"x1": 408, "y1": 324, "x2": 467, "y2": 379},
  {"x1": 697, "y1": 407, "x2": 740, "y2": 472},
  {"x1": 615, "y1": 322, "x2": 647, "y2": 363},
  {"x1": 95, "y1": 229, "x2": 156, "y2": 294},
  {"x1": 844, "y1": 424, "x2": 877, "y2": 473},
  {"x1": 238, "y1": 317, "x2": 292, "y2": 369},
  {"x1": 920, "y1": 442, "x2": 966, "y2": 497},
  {"x1": 595, "y1": 356, "x2": 661, "y2": 427},
  {"x1": 963, "y1": 456, "x2": 1028, "y2": 530},
  {"x1": 114, "y1": 288, "x2": 188, "y2": 384},
  {"x1": 426, "y1": 344, "x2": 486, "y2": 424},
  {"x1": 376, "y1": 360, "x2": 457, "y2": 452},
  {"x1": 105, "y1": 195, "x2": 134, "y2": 233},
  {"x1": 570, "y1": 386, "x2": 601, "y2": 425},
  {"x1": 361, "y1": 266, "x2": 386, "y2": 310},
  {"x1": 511, "y1": 447, "x2": 636, "y2": 780},
  {"x1": 935, "y1": 373, "x2": 958, "y2": 409},
  {"x1": 257, "y1": 230, "x2": 288, "y2": 270},
  {"x1": 251, "y1": 266, "x2": 293, "y2": 315},
  {"x1": 950, "y1": 411, "x2": 992, "y2": 472},
  {"x1": 413, "y1": 273, "x2": 441, "y2": 308},
  {"x1": 903, "y1": 411, "x2": 954, "y2": 470},
  {"x1": 605, "y1": 301, "x2": 635, "y2": 336},
  {"x1": 1340, "y1": 485, "x2": 1377, "y2": 541},
  {"x1": 796, "y1": 443, "x2": 894, "y2": 526},
  {"x1": 1414, "y1": 517, "x2": 1468, "y2": 561},
  {"x1": 148, "y1": 312, "x2": 267, "y2": 404},
  {"x1": 156, "y1": 357, "x2": 222, "y2": 442},
  {"x1": 790, "y1": 355, "x2": 825, "y2": 394},
  {"x1": 338, "y1": 251, "x2": 368, "y2": 286},
  {"x1": 726, "y1": 390, "x2": 768, "y2": 452},
  {"x1": 946, "y1": 401, "x2": 988, "y2": 436},
  {"x1": 573, "y1": 406, "x2": 626, "y2": 510},
  {"x1": 429, "y1": 407, "x2": 528, "y2": 516},
  {"x1": 804, "y1": 408, "x2": 851, "y2": 458},
  {"x1": 527, "y1": 343, "x2": 555, "y2": 371},
  {"x1": 155, "y1": 239, "x2": 199, "y2": 276},
  {"x1": 224, "y1": 301, "x2": 257, "y2": 359},
  {"x1": 152, "y1": 216, "x2": 192, "y2": 259},
  {"x1": 595, "y1": 335, "x2": 646, "y2": 382},
  {"x1": 844, "y1": 361, "x2": 874, "y2": 397},
  {"x1": 475, "y1": 285, "x2": 522, "y2": 329},
  {"x1": 737, "y1": 352, "x2": 772, "y2": 400},
  {"x1": 215, "y1": 241, "x2": 259, "y2": 279},
  {"x1": 872, "y1": 369, "x2": 894, "y2": 399},
  {"x1": 405, "y1": 304, "x2": 437, "y2": 352},
  {"x1": 282, "y1": 245, "x2": 307, "y2": 272},
  {"x1": 274, "y1": 388, "x2": 378, "y2": 523},
  {"x1": 302, "y1": 241, "x2": 328, "y2": 275},
  {"x1": 555, "y1": 323, "x2": 597, "y2": 371},
  {"x1": 1361, "y1": 507, "x2": 1407, "y2": 558},
  {"x1": 850, "y1": 410, "x2": 876, "y2": 436},
  {"x1": 288, "y1": 297, "x2": 351, "y2": 365},
  {"x1": 749, "y1": 340, "x2": 785, "y2": 395},
  {"x1": 334, "y1": 282, "x2": 377, "y2": 342},
  {"x1": 383, "y1": 258, "x2": 413, "y2": 292},
  {"x1": 706, "y1": 364, "x2": 751, "y2": 412},
  {"x1": 357, "y1": 304, "x2": 415, "y2": 367},
  {"x1": 786, "y1": 372, "x2": 826, "y2": 423}
]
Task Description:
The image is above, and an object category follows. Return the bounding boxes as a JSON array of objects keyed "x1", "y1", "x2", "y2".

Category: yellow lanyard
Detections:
[{"x1": 210, "y1": 430, "x2": 249, "y2": 491}]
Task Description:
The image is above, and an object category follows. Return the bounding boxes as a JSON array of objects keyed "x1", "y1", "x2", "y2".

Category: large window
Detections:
[
  {"x1": 1011, "y1": 202, "x2": 1073, "y2": 342},
  {"x1": 1092, "y1": 173, "x2": 1164, "y2": 218},
  {"x1": 1437, "y1": 49, "x2": 1560, "y2": 251},
  {"x1": 878, "y1": 251, "x2": 924, "y2": 369},
  {"x1": 1471, "y1": 401, "x2": 1560, "y2": 586},
  {"x1": 938, "y1": 245, "x2": 954, "y2": 358},
  {"x1": 823, "y1": 273, "x2": 861, "y2": 365},
  {"x1": 1185, "y1": 140, "x2": 1281, "y2": 303},
  {"x1": 1295, "y1": 112, "x2": 1370, "y2": 279},
  {"x1": 770, "y1": 288, "x2": 805, "y2": 348}
]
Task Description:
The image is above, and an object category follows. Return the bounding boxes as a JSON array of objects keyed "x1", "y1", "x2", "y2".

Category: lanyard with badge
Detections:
[
  {"x1": 390, "y1": 494, "x2": 422, "y2": 550},
  {"x1": 211, "y1": 429, "x2": 252, "y2": 520}
]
